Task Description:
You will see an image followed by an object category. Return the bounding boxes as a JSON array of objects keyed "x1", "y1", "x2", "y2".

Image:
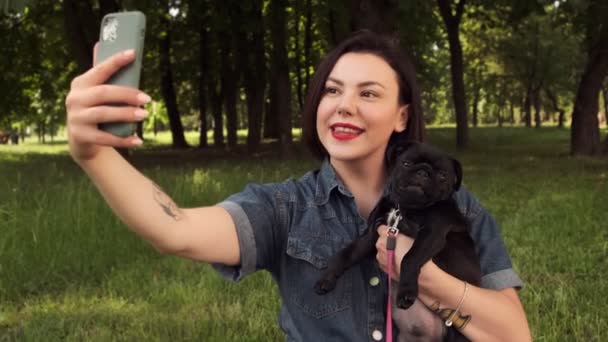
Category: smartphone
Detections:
[{"x1": 96, "y1": 11, "x2": 146, "y2": 138}]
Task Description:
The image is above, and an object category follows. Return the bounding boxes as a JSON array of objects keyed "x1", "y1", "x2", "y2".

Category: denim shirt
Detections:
[{"x1": 214, "y1": 160, "x2": 523, "y2": 342}]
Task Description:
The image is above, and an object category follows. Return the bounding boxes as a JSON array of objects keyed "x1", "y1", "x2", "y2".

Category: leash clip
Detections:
[
  {"x1": 385, "y1": 207, "x2": 402, "y2": 342},
  {"x1": 386, "y1": 208, "x2": 402, "y2": 236}
]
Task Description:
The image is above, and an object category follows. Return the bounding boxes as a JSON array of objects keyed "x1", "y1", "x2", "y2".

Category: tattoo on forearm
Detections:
[
  {"x1": 152, "y1": 182, "x2": 182, "y2": 221},
  {"x1": 429, "y1": 301, "x2": 472, "y2": 330}
]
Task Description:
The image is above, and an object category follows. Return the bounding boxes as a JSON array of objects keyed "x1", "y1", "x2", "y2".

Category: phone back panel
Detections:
[
  {"x1": 96, "y1": 11, "x2": 146, "y2": 137},
  {"x1": 97, "y1": 11, "x2": 146, "y2": 88}
]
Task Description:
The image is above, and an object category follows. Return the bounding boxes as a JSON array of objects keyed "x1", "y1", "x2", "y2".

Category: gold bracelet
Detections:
[
  {"x1": 430, "y1": 306, "x2": 471, "y2": 330},
  {"x1": 445, "y1": 281, "x2": 468, "y2": 327}
]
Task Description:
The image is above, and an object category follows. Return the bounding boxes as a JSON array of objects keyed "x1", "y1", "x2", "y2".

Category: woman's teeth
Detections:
[{"x1": 333, "y1": 127, "x2": 361, "y2": 133}]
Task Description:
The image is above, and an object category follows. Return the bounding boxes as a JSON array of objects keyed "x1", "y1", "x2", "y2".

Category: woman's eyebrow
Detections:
[{"x1": 327, "y1": 77, "x2": 386, "y2": 89}]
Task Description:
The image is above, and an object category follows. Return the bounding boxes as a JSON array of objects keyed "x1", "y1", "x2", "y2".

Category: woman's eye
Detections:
[
  {"x1": 402, "y1": 161, "x2": 412, "y2": 167},
  {"x1": 361, "y1": 91, "x2": 376, "y2": 98},
  {"x1": 437, "y1": 172, "x2": 447, "y2": 180},
  {"x1": 324, "y1": 87, "x2": 338, "y2": 95}
]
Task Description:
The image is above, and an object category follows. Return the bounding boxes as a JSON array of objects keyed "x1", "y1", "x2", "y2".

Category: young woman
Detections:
[{"x1": 65, "y1": 31, "x2": 531, "y2": 341}]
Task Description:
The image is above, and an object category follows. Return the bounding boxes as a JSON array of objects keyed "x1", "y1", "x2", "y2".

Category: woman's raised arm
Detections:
[{"x1": 65, "y1": 47, "x2": 240, "y2": 265}]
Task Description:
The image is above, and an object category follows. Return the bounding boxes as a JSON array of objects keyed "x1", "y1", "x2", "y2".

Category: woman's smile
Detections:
[{"x1": 330, "y1": 122, "x2": 365, "y2": 140}]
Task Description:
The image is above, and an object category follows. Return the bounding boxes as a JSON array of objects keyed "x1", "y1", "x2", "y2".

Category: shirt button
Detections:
[
  {"x1": 372, "y1": 329, "x2": 383, "y2": 341},
  {"x1": 369, "y1": 276, "x2": 380, "y2": 287}
]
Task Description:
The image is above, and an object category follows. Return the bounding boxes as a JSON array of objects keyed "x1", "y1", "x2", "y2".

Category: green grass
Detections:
[{"x1": 1, "y1": 126, "x2": 607, "y2": 341}]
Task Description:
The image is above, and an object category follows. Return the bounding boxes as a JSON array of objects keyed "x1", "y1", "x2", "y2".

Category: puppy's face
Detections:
[{"x1": 387, "y1": 142, "x2": 462, "y2": 209}]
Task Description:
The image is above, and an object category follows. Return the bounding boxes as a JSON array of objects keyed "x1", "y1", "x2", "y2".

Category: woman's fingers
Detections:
[
  {"x1": 73, "y1": 105, "x2": 148, "y2": 125},
  {"x1": 71, "y1": 84, "x2": 151, "y2": 109},
  {"x1": 72, "y1": 49, "x2": 136, "y2": 88},
  {"x1": 69, "y1": 125, "x2": 142, "y2": 148},
  {"x1": 376, "y1": 225, "x2": 388, "y2": 270},
  {"x1": 92, "y1": 41, "x2": 99, "y2": 66}
]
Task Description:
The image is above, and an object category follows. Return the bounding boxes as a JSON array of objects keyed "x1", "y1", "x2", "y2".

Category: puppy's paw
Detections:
[
  {"x1": 396, "y1": 281, "x2": 418, "y2": 309},
  {"x1": 314, "y1": 278, "x2": 336, "y2": 295}
]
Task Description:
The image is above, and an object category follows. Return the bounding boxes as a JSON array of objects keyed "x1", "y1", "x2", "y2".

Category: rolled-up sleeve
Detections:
[
  {"x1": 213, "y1": 183, "x2": 286, "y2": 281},
  {"x1": 455, "y1": 188, "x2": 524, "y2": 290}
]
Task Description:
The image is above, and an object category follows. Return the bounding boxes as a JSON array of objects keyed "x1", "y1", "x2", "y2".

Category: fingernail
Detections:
[
  {"x1": 132, "y1": 137, "x2": 143, "y2": 146},
  {"x1": 134, "y1": 108, "x2": 148, "y2": 118},
  {"x1": 137, "y1": 93, "x2": 152, "y2": 104},
  {"x1": 124, "y1": 49, "x2": 135, "y2": 57}
]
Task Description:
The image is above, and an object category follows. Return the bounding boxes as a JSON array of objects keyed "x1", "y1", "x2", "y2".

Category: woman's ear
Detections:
[{"x1": 395, "y1": 104, "x2": 409, "y2": 133}]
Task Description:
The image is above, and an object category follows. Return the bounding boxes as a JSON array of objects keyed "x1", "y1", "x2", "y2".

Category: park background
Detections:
[{"x1": 1, "y1": 0, "x2": 607, "y2": 341}]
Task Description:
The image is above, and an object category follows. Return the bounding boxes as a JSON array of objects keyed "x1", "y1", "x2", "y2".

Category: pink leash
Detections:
[
  {"x1": 385, "y1": 209, "x2": 402, "y2": 342},
  {"x1": 386, "y1": 246, "x2": 395, "y2": 342}
]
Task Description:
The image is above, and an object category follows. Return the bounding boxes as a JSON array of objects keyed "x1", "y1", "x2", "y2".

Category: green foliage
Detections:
[
  {"x1": 0, "y1": 0, "x2": 602, "y2": 144},
  {"x1": 0, "y1": 1, "x2": 74, "y2": 133}
]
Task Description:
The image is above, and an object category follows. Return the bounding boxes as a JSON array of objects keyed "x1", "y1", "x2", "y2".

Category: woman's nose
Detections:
[{"x1": 337, "y1": 91, "x2": 357, "y2": 116}]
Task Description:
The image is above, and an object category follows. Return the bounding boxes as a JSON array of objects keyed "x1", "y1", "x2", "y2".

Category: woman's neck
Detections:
[{"x1": 330, "y1": 153, "x2": 387, "y2": 219}]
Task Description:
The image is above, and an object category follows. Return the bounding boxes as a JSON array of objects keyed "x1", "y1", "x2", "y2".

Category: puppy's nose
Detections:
[{"x1": 416, "y1": 169, "x2": 429, "y2": 179}]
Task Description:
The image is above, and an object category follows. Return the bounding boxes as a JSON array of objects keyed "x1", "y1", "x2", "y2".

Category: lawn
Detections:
[{"x1": 1, "y1": 126, "x2": 607, "y2": 341}]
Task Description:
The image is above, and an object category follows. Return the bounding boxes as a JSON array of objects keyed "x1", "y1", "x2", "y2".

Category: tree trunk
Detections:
[
  {"x1": 220, "y1": 30, "x2": 238, "y2": 148},
  {"x1": 40, "y1": 121, "x2": 45, "y2": 144},
  {"x1": 198, "y1": 23, "x2": 208, "y2": 148},
  {"x1": 328, "y1": 7, "x2": 339, "y2": 46},
  {"x1": 546, "y1": 88, "x2": 564, "y2": 128},
  {"x1": 269, "y1": 0, "x2": 292, "y2": 156},
  {"x1": 524, "y1": 85, "x2": 532, "y2": 127},
  {"x1": 570, "y1": 0, "x2": 608, "y2": 155},
  {"x1": 349, "y1": 0, "x2": 397, "y2": 34},
  {"x1": 294, "y1": 0, "x2": 304, "y2": 110},
  {"x1": 98, "y1": 0, "x2": 119, "y2": 18},
  {"x1": 210, "y1": 85, "x2": 224, "y2": 148},
  {"x1": 62, "y1": 0, "x2": 97, "y2": 73},
  {"x1": 136, "y1": 122, "x2": 143, "y2": 140},
  {"x1": 304, "y1": 0, "x2": 312, "y2": 97},
  {"x1": 602, "y1": 83, "x2": 608, "y2": 127},
  {"x1": 159, "y1": 15, "x2": 189, "y2": 148},
  {"x1": 496, "y1": 108, "x2": 503, "y2": 127},
  {"x1": 471, "y1": 83, "x2": 480, "y2": 127},
  {"x1": 533, "y1": 86, "x2": 541, "y2": 128},
  {"x1": 437, "y1": 0, "x2": 468, "y2": 149},
  {"x1": 263, "y1": 74, "x2": 279, "y2": 139},
  {"x1": 237, "y1": 0, "x2": 265, "y2": 153},
  {"x1": 509, "y1": 100, "x2": 515, "y2": 124}
]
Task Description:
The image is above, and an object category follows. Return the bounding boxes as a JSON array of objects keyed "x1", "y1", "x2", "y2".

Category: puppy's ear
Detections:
[
  {"x1": 452, "y1": 158, "x2": 463, "y2": 190},
  {"x1": 386, "y1": 141, "x2": 417, "y2": 169}
]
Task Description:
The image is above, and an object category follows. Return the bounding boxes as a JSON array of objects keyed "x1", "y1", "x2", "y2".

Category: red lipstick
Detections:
[{"x1": 330, "y1": 123, "x2": 364, "y2": 141}]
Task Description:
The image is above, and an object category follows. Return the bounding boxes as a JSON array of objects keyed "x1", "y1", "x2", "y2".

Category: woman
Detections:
[{"x1": 65, "y1": 31, "x2": 531, "y2": 341}]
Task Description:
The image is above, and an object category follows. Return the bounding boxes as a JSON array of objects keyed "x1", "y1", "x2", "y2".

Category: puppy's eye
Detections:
[
  {"x1": 402, "y1": 161, "x2": 412, "y2": 167},
  {"x1": 437, "y1": 172, "x2": 447, "y2": 180}
]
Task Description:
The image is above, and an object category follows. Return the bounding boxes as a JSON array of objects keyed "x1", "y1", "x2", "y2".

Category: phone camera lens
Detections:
[{"x1": 102, "y1": 17, "x2": 118, "y2": 42}]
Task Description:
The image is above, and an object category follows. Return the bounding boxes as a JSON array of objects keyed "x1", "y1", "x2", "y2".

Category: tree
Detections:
[
  {"x1": 349, "y1": 0, "x2": 397, "y2": 34},
  {"x1": 158, "y1": 4, "x2": 188, "y2": 148},
  {"x1": 436, "y1": 0, "x2": 468, "y2": 148},
  {"x1": 235, "y1": 0, "x2": 265, "y2": 152},
  {"x1": 62, "y1": 0, "x2": 120, "y2": 73},
  {"x1": 570, "y1": 0, "x2": 608, "y2": 155},
  {"x1": 268, "y1": 0, "x2": 292, "y2": 156}
]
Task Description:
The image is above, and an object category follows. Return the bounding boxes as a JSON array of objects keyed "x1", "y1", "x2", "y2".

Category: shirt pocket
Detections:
[{"x1": 285, "y1": 233, "x2": 353, "y2": 319}]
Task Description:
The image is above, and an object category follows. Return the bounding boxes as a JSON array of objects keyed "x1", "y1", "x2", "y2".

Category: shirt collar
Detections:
[
  {"x1": 315, "y1": 159, "x2": 393, "y2": 205},
  {"x1": 315, "y1": 159, "x2": 354, "y2": 204}
]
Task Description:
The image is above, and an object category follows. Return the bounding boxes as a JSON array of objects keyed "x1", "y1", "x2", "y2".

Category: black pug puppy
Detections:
[{"x1": 315, "y1": 142, "x2": 481, "y2": 340}]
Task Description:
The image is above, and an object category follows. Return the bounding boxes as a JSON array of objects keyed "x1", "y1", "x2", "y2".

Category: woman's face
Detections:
[{"x1": 316, "y1": 52, "x2": 408, "y2": 165}]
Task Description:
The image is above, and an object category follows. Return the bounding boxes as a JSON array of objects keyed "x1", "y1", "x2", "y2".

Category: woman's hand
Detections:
[
  {"x1": 65, "y1": 44, "x2": 151, "y2": 162},
  {"x1": 375, "y1": 225, "x2": 414, "y2": 280}
]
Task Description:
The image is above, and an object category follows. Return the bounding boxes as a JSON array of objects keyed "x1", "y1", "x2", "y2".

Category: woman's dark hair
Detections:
[{"x1": 301, "y1": 30, "x2": 426, "y2": 160}]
